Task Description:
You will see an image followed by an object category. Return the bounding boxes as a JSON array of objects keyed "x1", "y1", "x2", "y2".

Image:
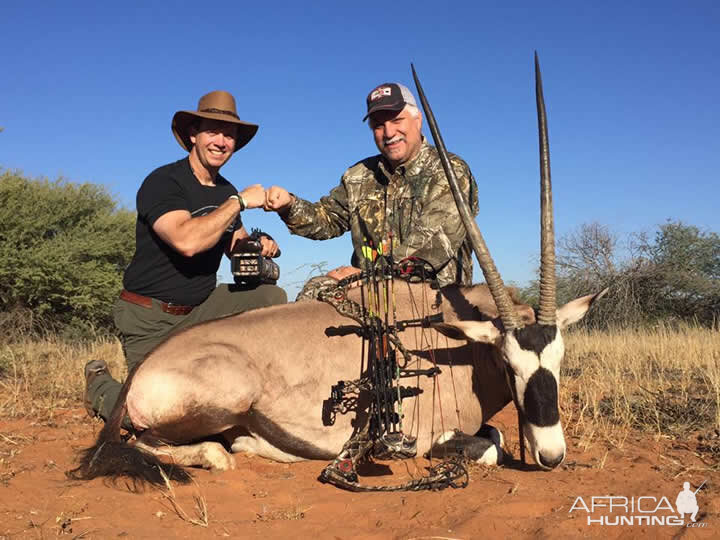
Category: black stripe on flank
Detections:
[
  {"x1": 522, "y1": 367, "x2": 560, "y2": 427},
  {"x1": 514, "y1": 325, "x2": 557, "y2": 354}
]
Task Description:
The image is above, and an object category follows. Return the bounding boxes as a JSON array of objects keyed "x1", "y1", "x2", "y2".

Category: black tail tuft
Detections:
[
  {"x1": 68, "y1": 360, "x2": 191, "y2": 491},
  {"x1": 66, "y1": 439, "x2": 192, "y2": 491}
]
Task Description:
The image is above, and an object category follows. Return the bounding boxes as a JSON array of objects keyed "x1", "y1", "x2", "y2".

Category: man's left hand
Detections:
[{"x1": 327, "y1": 265, "x2": 361, "y2": 281}]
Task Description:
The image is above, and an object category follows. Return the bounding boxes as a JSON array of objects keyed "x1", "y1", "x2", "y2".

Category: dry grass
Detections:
[
  {"x1": 157, "y1": 467, "x2": 209, "y2": 527},
  {"x1": 1, "y1": 324, "x2": 719, "y2": 462},
  {"x1": 0, "y1": 335, "x2": 125, "y2": 418},
  {"x1": 561, "y1": 322, "x2": 720, "y2": 458}
]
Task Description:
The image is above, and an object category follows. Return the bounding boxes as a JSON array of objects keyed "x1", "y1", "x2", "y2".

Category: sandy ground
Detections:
[{"x1": 1, "y1": 405, "x2": 718, "y2": 539}]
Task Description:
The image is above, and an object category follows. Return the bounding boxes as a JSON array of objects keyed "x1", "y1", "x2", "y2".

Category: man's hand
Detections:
[
  {"x1": 239, "y1": 184, "x2": 266, "y2": 209},
  {"x1": 265, "y1": 186, "x2": 295, "y2": 213},
  {"x1": 258, "y1": 235, "x2": 280, "y2": 257},
  {"x1": 327, "y1": 265, "x2": 361, "y2": 281}
]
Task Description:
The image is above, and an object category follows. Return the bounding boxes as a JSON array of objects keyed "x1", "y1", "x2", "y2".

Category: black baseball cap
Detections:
[{"x1": 363, "y1": 83, "x2": 418, "y2": 121}]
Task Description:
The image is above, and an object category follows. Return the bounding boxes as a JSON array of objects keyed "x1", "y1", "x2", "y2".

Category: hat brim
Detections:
[
  {"x1": 362, "y1": 101, "x2": 406, "y2": 121},
  {"x1": 172, "y1": 110, "x2": 259, "y2": 152}
]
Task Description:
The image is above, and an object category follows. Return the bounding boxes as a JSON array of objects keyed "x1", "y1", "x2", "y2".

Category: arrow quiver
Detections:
[{"x1": 317, "y1": 256, "x2": 468, "y2": 492}]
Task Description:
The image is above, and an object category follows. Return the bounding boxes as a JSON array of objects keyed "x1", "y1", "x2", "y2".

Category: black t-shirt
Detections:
[{"x1": 123, "y1": 158, "x2": 241, "y2": 305}]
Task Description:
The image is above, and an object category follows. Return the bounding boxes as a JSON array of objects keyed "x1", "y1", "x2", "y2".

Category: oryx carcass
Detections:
[{"x1": 68, "y1": 55, "x2": 606, "y2": 488}]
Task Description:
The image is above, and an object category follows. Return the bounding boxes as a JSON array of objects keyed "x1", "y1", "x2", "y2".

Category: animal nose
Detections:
[{"x1": 538, "y1": 451, "x2": 564, "y2": 469}]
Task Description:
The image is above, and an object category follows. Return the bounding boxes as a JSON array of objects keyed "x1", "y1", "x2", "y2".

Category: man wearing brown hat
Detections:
[
  {"x1": 84, "y1": 91, "x2": 287, "y2": 422},
  {"x1": 265, "y1": 82, "x2": 478, "y2": 296}
]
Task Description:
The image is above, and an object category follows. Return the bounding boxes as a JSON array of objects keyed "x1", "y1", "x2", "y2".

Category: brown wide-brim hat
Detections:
[{"x1": 171, "y1": 90, "x2": 259, "y2": 152}]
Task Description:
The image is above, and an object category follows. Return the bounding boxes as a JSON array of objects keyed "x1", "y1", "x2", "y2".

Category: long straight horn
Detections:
[
  {"x1": 535, "y1": 52, "x2": 557, "y2": 326},
  {"x1": 411, "y1": 64, "x2": 519, "y2": 330}
]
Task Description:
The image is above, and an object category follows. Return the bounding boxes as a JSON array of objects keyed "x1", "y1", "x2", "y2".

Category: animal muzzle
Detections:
[
  {"x1": 537, "y1": 448, "x2": 565, "y2": 469},
  {"x1": 524, "y1": 422, "x2": 566, "y2": 470}
]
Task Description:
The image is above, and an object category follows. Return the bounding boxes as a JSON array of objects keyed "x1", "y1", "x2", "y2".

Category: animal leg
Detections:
[
  {"x1": 228, "y1": 431, "x2": 309, "y2": 463},
  {"x1": 135, "y1": 435, "x2": 236, "y2": 472},
  {"x1": 426, "y1": 424, "x2": 504, "y2": 465}
]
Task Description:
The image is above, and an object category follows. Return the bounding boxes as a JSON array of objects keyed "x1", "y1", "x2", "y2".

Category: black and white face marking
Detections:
[
  {"x1": 503, "y1": 324, "x2": 566, "y2": 469},
  {"x1": 515, "y1": 324, "x2": 558, "y2": 355},
  {"x1": 523, "y1": 367, "x2": 560, "y2": 427}
]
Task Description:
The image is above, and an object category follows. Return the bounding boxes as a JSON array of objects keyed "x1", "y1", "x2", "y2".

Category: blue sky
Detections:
[{"x1": 2, "y1": 1, "x2": 718, "y2": 298}]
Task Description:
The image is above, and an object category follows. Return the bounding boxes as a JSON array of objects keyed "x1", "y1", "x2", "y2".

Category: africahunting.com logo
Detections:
[{"x1": 569, "y1": 481, "x2": 707, "y2": 527}]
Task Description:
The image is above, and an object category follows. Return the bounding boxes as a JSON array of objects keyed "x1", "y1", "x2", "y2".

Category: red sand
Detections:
[{"x1": 1, "y1": 405, "x2": 717, "y2": 539}]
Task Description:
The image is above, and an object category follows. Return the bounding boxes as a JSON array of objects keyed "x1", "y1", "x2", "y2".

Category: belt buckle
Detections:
[{"x1": 166, "y1": 302, "x2": 184, "y2": 315}]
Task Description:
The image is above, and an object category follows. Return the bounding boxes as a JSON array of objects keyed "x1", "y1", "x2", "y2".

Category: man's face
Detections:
[
  {"x1": 369, "y1": 106, "x2": 423, "y2": 169},
  {"x1": 189, "y1": 119, "x2": 238, "y2": 170}
]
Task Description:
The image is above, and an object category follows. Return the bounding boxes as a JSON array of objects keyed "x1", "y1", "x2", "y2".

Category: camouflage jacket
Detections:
[{"x1": 283, "y1": 141, "x2": 479, "y2": 287}]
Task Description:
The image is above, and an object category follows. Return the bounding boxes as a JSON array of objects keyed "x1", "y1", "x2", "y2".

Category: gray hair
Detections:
[{"x1": 405, "y1": 104, "x2": 420, "y2": 118}]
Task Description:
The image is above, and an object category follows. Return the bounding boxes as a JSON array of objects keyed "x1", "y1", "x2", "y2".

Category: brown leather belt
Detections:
[{"x1": 120, "y1": 290, "x2": 194, "y2": 316}]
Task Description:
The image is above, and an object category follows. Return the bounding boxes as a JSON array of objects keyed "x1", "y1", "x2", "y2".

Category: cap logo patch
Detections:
[{"x1": 370, "y1": 87, "x2": 392, "y2": 101}]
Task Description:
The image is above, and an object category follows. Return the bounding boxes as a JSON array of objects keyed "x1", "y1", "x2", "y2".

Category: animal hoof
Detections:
[
  {"x1": 202, "y1": 443, "x2": 236, "y2": 472},
  {"x1": 427, "y1": 425, "x2": 504, "y2": 465}
]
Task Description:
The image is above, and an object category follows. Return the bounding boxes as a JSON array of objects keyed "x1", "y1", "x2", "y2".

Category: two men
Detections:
[
  {"x1": 265, "y1": 83, "x2": 478, "y2": 291},
  {"x1": 86, "y1": 81, "x2": 479, "y2": 421},
  {"x1": 85, "y1": 91, "x2": 287, "y2": 421}
]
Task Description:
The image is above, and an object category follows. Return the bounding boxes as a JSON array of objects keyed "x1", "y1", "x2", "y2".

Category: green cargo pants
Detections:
[{"x1": 86, "y1": 283, "x2": 287, "y2": 422}]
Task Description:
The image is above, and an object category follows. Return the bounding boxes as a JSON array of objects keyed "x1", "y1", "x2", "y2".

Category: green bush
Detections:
[
  {"x1": 520, "y1": 221, "x2": 720, "y2": 329},
  {"x1": 0, "y1": 170, "x2": 135, "y2": 338}
]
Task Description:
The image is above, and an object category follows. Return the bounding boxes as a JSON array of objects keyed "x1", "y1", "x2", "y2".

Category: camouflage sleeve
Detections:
[
  {"x1": 281, "y1": 180, "x2": 351, "y2": 240},
  {"x1": 397, "y1": 157, "x2": 479, "y2": 273}
]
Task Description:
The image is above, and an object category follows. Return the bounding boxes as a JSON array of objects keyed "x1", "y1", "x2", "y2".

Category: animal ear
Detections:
[
  {"x1": 432, "y1": 321, "x2": 502, "y2": 345},
  {"x1": 556, "y1": 288, "x2": 608, "y2": 329}
]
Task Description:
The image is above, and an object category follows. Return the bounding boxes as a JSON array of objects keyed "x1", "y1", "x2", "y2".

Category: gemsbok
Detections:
[{"x1": 68, "y1": 55, "x2": 606, "y2": 489}]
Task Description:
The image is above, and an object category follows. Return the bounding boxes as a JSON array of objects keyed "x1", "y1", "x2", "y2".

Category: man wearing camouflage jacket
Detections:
[{"x1": 265, "y1": 83, "x2": 479, "y2": 294}]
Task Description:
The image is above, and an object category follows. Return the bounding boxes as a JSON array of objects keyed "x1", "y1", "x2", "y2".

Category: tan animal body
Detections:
[
  {"x1": 125, "y1": 282, "x2": 528, "y2": 463},
  {"x1": 69, "y1": 55, "x2": 606, "y2": 488}
]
